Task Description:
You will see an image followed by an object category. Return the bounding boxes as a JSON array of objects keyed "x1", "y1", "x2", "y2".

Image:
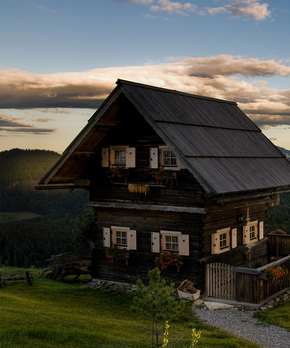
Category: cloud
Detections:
[
  {"x1": 33, "y1": 118, "x2": 55, "y2": 123},
  {"x1": 36, "y1": 109, "x2": 72, "y2": 114},
  {"x1": 150, "y1": 0, "x2": 197, "y2": 14},
  {"x1": 0, "y1": 55, "x2": 289, "y2": 129},
  {"x1": 37, "y1": 5, "x2": 56, "y2": 14},
  {"x1": 207, "y1": 0, "x2": 271, "y2": 21},
  {"x1": 0, "y1": 114, "x2": 57, "y2": 133}
]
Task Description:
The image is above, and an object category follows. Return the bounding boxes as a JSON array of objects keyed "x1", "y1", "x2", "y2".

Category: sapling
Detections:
[{"x1": 131, "y1": 267, "x2": 185, "y2": 348}]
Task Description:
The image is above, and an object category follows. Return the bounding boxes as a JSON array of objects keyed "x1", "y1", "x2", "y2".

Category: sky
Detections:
[{"x1": 0, "y1": 0, "x2": 289, "y2": 153}]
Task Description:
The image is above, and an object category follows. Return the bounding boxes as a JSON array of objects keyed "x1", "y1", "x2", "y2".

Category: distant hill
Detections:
[
  {"x1": 277, "y1": 146, "x2": 290, "y2": 160},
  {"x1": 0, "y1": 148, "x2": 88, "y2": 218},
  {"x1": 0, "y1": 148, "x2": 60, "y2": 189}
]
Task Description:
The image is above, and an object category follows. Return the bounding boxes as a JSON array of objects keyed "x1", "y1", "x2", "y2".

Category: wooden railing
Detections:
[
  {"x1": 235, "y1": 255, "x2": 290, "y2": 304},
  {"x1": 267, "y1": 233, "x2": 290, "y2": 257}
]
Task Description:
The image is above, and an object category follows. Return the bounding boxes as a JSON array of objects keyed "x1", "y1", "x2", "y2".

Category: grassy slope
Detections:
[
  {"x1": 0, "y1": 271, "x2": 263, "y2": 348},
  {"x1": 254, "y1": 301, "x2": 290, "y2": 331}
]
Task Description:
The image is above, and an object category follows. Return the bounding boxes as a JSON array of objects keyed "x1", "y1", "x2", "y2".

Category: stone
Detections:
[{"x1": 204, "y1": 301, "x2": 234, "y2": 310}]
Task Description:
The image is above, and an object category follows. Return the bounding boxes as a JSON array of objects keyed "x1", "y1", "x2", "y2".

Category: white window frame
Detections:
[
  {"x1": 159, "y1": 146, "x2": 185, "y2": 170},
  {"x1": 103, "y1": 226, "x2": 137, "y2": 250},
  {"x1": 243, "y1": 221, "x2": 258, "y2": 245},
  {"x1": 108, "y1": 146, "x2": 136, "y2": 168},
  {"x1": 159, "y1": 230, "x2": 190, "y2": 256},
  {"x1": 211, "y1": 228, "x2": 230, "y2": 255}
]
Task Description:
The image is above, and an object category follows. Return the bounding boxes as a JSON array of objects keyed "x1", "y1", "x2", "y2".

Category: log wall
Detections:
[{"x1": 91, "y1": 208, "x2": 203, "y2": 287}]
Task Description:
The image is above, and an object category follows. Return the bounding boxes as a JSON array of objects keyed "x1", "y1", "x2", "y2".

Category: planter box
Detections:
[{"x1": 178, "y1": 290, "x2": 200, "y2": 301}]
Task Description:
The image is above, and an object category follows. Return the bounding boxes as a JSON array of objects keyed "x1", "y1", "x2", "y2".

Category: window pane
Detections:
[
  {"x1": 116, "y1": 230, "x2": 127, "y2": 246},
  {"x1": 115, "y1": 150, "x2": 126, "y2": 165}
]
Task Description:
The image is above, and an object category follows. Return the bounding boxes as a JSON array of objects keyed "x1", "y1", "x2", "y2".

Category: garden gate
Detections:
[{"x1": 205, "y1": 263, "x2": 236, "y2": 300}]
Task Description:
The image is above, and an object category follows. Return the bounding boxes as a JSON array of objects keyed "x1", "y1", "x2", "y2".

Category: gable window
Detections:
[
  {"x1": 162, "y1": 149, "x2": 177, "y2": 166},
  {"x1": 211, "y1": 228, "x2": 230, "y2": 254},
  {"x1": 157, "y1": 146, "x2": 185, "y2": 170},
  {"x1": 151, "y1": 231, "x2": 189, "y2": 256},
  {"x1": 103, "y1": 226, "x2": 137, "y2": 250},
  {"x1": 243, "y1": 221, "x2": 258, "y2": 244},
  {"x1": 101, "y1": 146, "x2": 136, "y2": 168},
  {"x1": 114, "y1": 149, "x2": 126, "y2": 166}
]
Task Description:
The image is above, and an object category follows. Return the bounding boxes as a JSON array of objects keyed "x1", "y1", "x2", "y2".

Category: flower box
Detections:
[{"x1": 177, "y1": 290, "x2": 200, "y2": 301}]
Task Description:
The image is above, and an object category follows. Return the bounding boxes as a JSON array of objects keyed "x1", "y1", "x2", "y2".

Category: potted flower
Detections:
[
  {"x1": 104, "y1": 244, "x2": 130, "y2": 264},
  {"x1": 151, "y1": 168, "x2": 176, "y2": 187},
  {"x1": 155, "y1": 251, "x2": 183, "y2": 271},
  {"x1": 269, "y1": 228, "x2": 287, "y2": 235},
  {"x1": 260, "y1": 265, "x2": 286, "y2": 281},
  {"x1": 108, "y1": 166, "x2": 128, "y2": 183}
]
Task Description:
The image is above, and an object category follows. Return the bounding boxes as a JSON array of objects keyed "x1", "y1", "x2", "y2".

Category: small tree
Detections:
[{"x1": 131, "y1": 268, "x2": 185, "y2": 348}]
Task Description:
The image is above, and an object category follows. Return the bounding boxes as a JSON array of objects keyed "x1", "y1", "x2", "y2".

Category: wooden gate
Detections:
[{"x1": 205, "y1": 263, "x2": 236, "y2": 300}]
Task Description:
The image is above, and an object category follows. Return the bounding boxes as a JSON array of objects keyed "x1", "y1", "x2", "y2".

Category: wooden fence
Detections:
[
  {"x1": 267, "y1": 233, "x2": 290, "y2": 257},
  {"x1": 205, "y1": 263, "x2": 236, "y2": 300},
  {"x1": 205, "y1": 256, "x2": 290, "y2": 306}
]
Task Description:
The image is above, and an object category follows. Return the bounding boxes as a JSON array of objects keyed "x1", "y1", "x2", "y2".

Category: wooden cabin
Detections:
[{"x1": 37, "y1": 80, "x2": 290, "y2": 289}]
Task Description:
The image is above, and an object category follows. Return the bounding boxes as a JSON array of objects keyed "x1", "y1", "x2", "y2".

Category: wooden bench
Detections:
[{"x1": 0, "y1": 271, "x2": 34, "y2": 288}]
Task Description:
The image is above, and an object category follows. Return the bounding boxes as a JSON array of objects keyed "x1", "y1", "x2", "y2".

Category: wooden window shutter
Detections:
[
  {"x1": 231, "y1": 228, "x2": 237, "y2": 249},
  {"x1": 160, "y1": 233, "x2": 166, "y2": 250},
  {"x1": 211, "y1": 233, "x2": 218, "y2": 254},
  {"x1": 178, "y1": 234, "x2": 189, "y2": 256},
  {"x1": 101, "y1": 148, "x2": 109, "y2": 167},
  {"x1": 150, "y1": 148, "x2": 159, "y2": 169},
  {"x1": 243, "y1": 226, "x2": 250, "y2": 244},
  {"x1": 127, "y1": 230, "x2": 137, "y2": 250},
  {"x1": 103, "y1": 227, "x2": 111, "y2": 247},
  {"x1": 259, "y1": 221, "x2": 264, "y2": 240},
  {"x1": 126, "y1": 147, "x2": 136, "y2": 168},
  {"x1": 151, "y1": 232, "x2": 160, "y2": 253}
]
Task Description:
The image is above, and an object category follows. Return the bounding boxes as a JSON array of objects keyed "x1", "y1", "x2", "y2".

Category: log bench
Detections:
[{"x1": 0, "y1": 271, "x2": 34, "y2": 288}]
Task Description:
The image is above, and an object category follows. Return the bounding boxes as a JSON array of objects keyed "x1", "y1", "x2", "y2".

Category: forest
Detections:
[{"x1": 0, "y1": 148, "x2": 289, "y2": 268}]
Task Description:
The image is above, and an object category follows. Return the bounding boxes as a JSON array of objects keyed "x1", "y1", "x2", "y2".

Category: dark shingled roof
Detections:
[{"x1": 38, "y1": 79, "x2": 290, "y2": 194}]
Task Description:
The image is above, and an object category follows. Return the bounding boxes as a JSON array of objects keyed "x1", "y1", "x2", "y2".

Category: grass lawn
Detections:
[
  {"x1": 0, "y1": 212, "x2": 43, "y2": 222},
  {"x1": 0, "y1": 268, "x2": 264, "y2": 348},
  {"x1": 254, "y1": 300, "x2": 290, "y2": 331}
]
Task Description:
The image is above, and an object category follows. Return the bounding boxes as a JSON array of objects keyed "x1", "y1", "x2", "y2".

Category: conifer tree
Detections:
[{"x1": 131, "y1": 268, "x2": 185, "y2": 348}]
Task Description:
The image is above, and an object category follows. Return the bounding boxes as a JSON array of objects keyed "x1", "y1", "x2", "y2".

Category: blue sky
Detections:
[{"x1": 0, "y1": 0, "x2": 289, "y2": 153}]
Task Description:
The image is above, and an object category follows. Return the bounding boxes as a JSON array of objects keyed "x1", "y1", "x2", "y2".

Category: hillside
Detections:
[
  {"x1": 0, "y1": 149, "x2": 90, "y2": 267},
  {"x1": 277, "y1": 146, "x2": 290, "y2": 160},
  {"x1": 0, "y1": 148, "x2": 88, "y2": 217}
]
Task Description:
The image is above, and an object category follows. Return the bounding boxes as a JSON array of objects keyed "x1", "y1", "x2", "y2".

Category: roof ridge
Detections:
[{"x1": 117, "y1": 79, "x2": 237, "y2": 105}]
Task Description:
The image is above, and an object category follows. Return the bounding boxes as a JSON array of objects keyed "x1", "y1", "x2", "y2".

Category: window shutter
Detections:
[
  {"x1": 160, "y1": 233, "x2": 166, "y2": 250},
  {"x1": 231, "y1": 228, "x2": 237, "y2": 249},
  {"x1": 178, "y1": 234, "x2": 189, "y2": 256},
  {"x1": 259, "y1": 221, "x2": 264, "y2": 240},
  {"x1": 127, "y1": 230, "x2": 137, "y2": 250},
  {"x1": 151, "y1": 232, "x2": 160, "y2": 253},
  {"x1": 126, "y1": 147, "x2": 136, "y2": 168},
  {"x1": 150, "y1": 148, "x2": 159, "y2": 169},
  {"x1": 103, "y1": 227, "x2": 111, "y2": 247},
  {"x1": 110, "y1": 148, "x2": 115, "y2": 166},
  {"x1": 243, "y1": 226, "x2": 250, "y2": 244},
  {"x1": 101, "y1": 148, "x2": 109, "y2": 167},
  {"x1": 211, "y1": 233, "x2": 218, "y2": 254}
]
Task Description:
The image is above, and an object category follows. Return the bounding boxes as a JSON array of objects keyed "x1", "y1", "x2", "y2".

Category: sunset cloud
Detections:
[
  {"x1": 0, "y1": 55, "x2": 289, "y2": 129},
  {"x1": 207, "y1": 0, "x2": 271, "y2": 21},
  {"x1": 150, "y1": 0, "x2": 196, "y2": 15},
  {"x1": 0, "y1": 114, "x2": 57, "y2": 133}
]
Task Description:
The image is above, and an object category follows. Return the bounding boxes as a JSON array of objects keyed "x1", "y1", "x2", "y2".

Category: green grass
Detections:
[
  {"x1": 254, "y1": 300, "x2": 290, "y2": 331},
  {"x1": 0, "y1": 270, "x2": 263, "y2": 348},
  {"x1": 0, "y1": 212, "x2": 42, "y2": 223}
]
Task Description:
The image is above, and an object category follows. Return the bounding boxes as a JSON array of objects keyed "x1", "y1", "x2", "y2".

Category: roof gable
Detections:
[{"x1": 38, "y1": 79, "x2": 290, "y2": 195}]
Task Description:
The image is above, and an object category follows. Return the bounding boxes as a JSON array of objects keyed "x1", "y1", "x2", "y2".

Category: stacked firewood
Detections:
[{"x1": 174, "y1": 279, "x2": 198, "y2": 296}]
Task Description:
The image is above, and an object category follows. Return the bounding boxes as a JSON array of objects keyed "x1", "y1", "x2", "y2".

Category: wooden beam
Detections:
[{"x1": 87, "y1": 201, "x2": 206, "y2": 214}]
